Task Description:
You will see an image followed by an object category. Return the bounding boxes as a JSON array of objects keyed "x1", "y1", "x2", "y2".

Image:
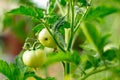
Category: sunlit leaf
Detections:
[
  {"x1": 8, "y1": 6, "x2": 44, "y2": 19},
  {"x1": 46, "y1": 14, "x2": 59, "y2": 25},
  {"x1": 32, "y1": 24, "x2": 44, "y2": 35}
]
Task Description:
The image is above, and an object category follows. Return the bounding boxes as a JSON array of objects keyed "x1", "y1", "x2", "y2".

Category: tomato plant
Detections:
[{"x1": 0, "y1": 0, "x2": 120, "y2": 80}]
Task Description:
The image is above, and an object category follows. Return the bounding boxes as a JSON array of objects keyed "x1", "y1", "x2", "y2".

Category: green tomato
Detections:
[
  {"x1": 38, "y1": 28, "x2": 56, "y2": 48},
  {"x1": 22, "y1": 49, "x2": 46, "y2": 68}
]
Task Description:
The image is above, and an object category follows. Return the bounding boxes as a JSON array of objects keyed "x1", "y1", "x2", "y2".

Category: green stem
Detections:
[
  {"x1": 23, "y1": 38, "x2": 37, "y2": 50},
  {"x1": 32, "y1": 41, "x2": 39, "y2": 50},
  {"x1": 56, "y1": 0, "x2": 65, "y2": 16},
  {"x1": 67, "y1": 0, "x2": 74, "y2": 51},
  {"x1": 80, "y1": 64, "x2": 119, "y2": 80},
  {"x1": 64, "y1": 29, "x2": 71, "y2": 80},
  {"x1": 67, "y1": 2, "x2": 70, "y2": 21},
  {"x1": 78, "y1": 66, "x2": 86, "y2": 75},
  {"x1": 65, "y1": 62, "x2": 70, "y2": 75},
  {"x1": 64, "y1": 62, "x2": 71, "y2": 80},
  {"x1": 64, "y1": 0, "x2": 74, "y2": 79},
  {"x1": 100, "y1": 50, "x2": 108, "y2": 68},
  {"x1": 80, "y1": 68, "x2": 108, "y2": 80}
]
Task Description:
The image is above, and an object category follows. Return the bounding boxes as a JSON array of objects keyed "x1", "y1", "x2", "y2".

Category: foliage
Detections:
[{"x1": 0, "y1": 0, "x2": 120, "y2": 80}]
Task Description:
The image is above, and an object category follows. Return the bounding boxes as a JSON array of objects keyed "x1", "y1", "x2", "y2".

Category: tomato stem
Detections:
[
  {"x1": 80, "y1": 67, "x2": 108, "y2": 80},
  {"x1": 32, "y1": 41, "x2": 39, "y2": 50},
  {"x1": 67, "y1": 0, "x2": 74, "y2": 51},
  {"x1": 56, "y1": 0, "x2": 65, "y2": 16}
]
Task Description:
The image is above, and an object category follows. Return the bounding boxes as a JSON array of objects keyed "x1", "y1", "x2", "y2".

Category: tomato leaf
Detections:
[
  {"x1": 46, "y1": 14, "x2": 59, "y2": 25},
  {"x1": 52, "y1": 16, "x2": 66, "y2": 31},
  {"x1": 32, "y1": 24, "x2": 44, "y2": 35},
  {"x1": 15, "y1": 51, "x2": 28, "y2": 75},
  {"x1": 44, "y1": 52, "x2": 80, "y2": 66},
  {"x1": 54, "y1": 32, "x2": 66, "y2": 48},
  {"x1": 85, "y1": 6, "x2": 119, "y2": 21},
  {"x1": 98, "y1": 34, "x2": 111, "y2": 50},
  {"x1": 9, "y1": 64, "x2": 22, "y2": 80},
  {"x1": 58, "y1": 21, "x2": 70, "y2": 35},
  {"x1": 81, "y1": 23, "x2": 111, "y2": 52},
  {"x1": 83, "y1": 60, "x2": 92, "y2": 70},
  {"x1": 59, "y1": 0, "x2": 66, "y2": 6},
  {"x1": 81, "y1": 22, "x2": 101, "y2": 52},
  {"x1": 71, "y1": 51, "x2": 81, "y2": 65},
  {"x1": 87, "y1": 55, "x2": 100, "y2": 68},
  {"x1": 8, "y1": 6, "x2": 44, "y2": 19},
  {"x1": 0, "y1": 60, "x2": 11, "y2": 79},
  {"x1": 103, "y1": 48, "x2": 117, "y2": 61},
  {"x1": 116, "y1": 46, "x2": 120, "y2": 61},
  {"x1": 44, "y1": 52, "x2": 71, "y2": 66},
  {"x1": 0, "y1": 60, "x2": 22, "y2": 80}
]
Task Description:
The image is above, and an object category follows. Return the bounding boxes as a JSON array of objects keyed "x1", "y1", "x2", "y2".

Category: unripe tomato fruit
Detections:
[
  {"x1": 38, "y1": 28, "x2": 56, "y2": 48},
  {"x1": 22, "y1": 49, "x2": 46, "y2": 68}
]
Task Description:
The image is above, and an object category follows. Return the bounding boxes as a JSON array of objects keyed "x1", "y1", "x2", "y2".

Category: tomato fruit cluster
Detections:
[{"x1": 22, "y1": 49, "x2": 46, "y2": 68}]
